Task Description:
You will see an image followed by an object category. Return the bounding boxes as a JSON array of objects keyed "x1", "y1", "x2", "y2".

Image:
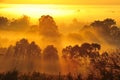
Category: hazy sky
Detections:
[{"x1": 0, "y1": 0, "x2": 120, "y2": 5}]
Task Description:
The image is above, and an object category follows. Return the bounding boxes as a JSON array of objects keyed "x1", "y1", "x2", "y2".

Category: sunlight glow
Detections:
[
  {"x1": 0, "y1": 4, "x2": 75, "y2": 18},
  {"x1": 0, "y1": 4, "x2": 120, "y2": 24}
]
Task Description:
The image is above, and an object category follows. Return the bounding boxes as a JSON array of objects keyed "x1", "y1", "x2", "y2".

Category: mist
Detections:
[{"x1": 0, "y1": 14, "x2": 120, "y2": 80}]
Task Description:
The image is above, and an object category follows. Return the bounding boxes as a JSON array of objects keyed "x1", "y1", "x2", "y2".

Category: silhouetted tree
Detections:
[
  {"x1": 67, "y1": 72, "x2": 73, "y2": 80},
  {"x1": 0, "y1": 47, "x2": 7, "y2": 55},
  {"x1": 19, "y1": 74, "x2": 30, "y2": 80},
  {"x1": 0, "y1": 73, "x2": 4, "y2": 80},
  {"x1": 92, "y1": 50, "x2": 120, "y2": 80},
  {"x1": 14, "y1": 38, "x2": 29, "y2": 56},
  {"x1": 3, "y1": 38, "x2": 42, "y2": 72},
  {"x1": 80, "y1": 43, "x2": 92, "y2": 56},
  {"x1": 62, "y1": 45, "x2": 72, "y2": 59},
  {"x1": 91, "y1": 43, "x2": 101, "y2": 51},
  {"x1": 10, "y1": 15, "x2": 30, "y2": 30},
  {"x1": 62, "y1": 43, "x2": 101, "y2": 59},
  {"x1": 43, "y1": 45, "x2": 59, "y2": 61},
  {"x1": 43, "y1": 45, "x2": 59, "y2": 73},
  {"x1": 90, "y1": 18, "x2": 120, "y2": 46},
  {"x1": 0, "y1": 16, "x2": 9, "y2": 29},
  {"x1": 71, "y1": 45, "x2": 80, "y2": 58},
  {"x1": 103, "y1": 18, "x2": 116, "y2": 28},
  {"x1": 76, "y1": 74, "x2": 82, "y2": 80},
  {"x1": 4, "y1": 70, "x2": 18, "y2": 80},
  {"x1": 90, "y1": 20, "x2": 103, "y2": 27},
  {"x1": 91, "y1": 19, "x2": 110, "y2": 35},
  {"x1": 90, "y1": 43, "x2": 101, "y2": 57},
  {"x1": 31, "y1": 72, "x2": 40, "y2": 80},
  {"x1": 110, "y1": 26, "x2": 120, "y2": 43},
  {"x1": 39, "y1": 15, "x2": 60, "y2": 37},
  {"x1": 28, "y1": 41, "x2": 41, "y2": 57},
  {"x1": 6, "y1": 45, "x2": 15, "y2": 56}
]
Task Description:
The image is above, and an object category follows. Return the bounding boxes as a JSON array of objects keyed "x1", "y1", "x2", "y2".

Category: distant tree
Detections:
[
  {"x1": 110, "y1": 26, "x2": 120, "y2": 42},
  {"x1": 90, "y1": 20, "x2": 110, "y2": 35},
  {"x1": 91, "y1": 18, "x2": 116, "y2": 28},
  {"x1": 91, "y1": 43, "x2": 101, "y2": 56},
  {"x1": 90, "y1": 20, "x2": 104, "y2": 27},
  {"x1": 90, "y1": 18, "x2": 120, "y2": 46},
  {"x1": 103, "y1": 18, "x2": 116, "y2": 28},
  {"x1": 6, "y1": 45, "x2": 15, "y2": 56},
  {"x1": 28, "y1": 41, "x2": 41, "y2": 57},
  {"x1": 62, "y1": 45, "x2": 82, "y2": 59},
  {"x1": 14, "y1": 38, "x2": 29, "y2": 56},
  {"x1": 71, "y1": 45, "x2": 80, "y2": 58},
  {"x1": 91, "y1": 43, "x2": 101, "y2": 51},
  {"x1": 14, "y1": 39, "x2": 41, "y2": 57},
  {"x1": 0, "y1": 47, "x2": 7, "y2": 55},
  {"x1": 110, "y1": 26, "x2": 119, "y2": 36},
  {"x1": 80, "y1": 43, "x2": 92, "y2": 55},
  {"x1": 12, "y1": 39, "x2": 42, "y2": 72},
  {"x1": 43, "y1": 45, "x2": 59, "y2": 73},
  {"x1": 29, "y1": 25, "x2": 39, "y2": 33},
  {"x1": 62, "y1": 45, "x2": 72, "y2": 59},
  {"x1": 62, "y1": 43, "x2": 101, "y2": 59},
  {"x1": 43, "y1": 45, "x2": 59, "y2": 61},
  {"x1": 39, "y1": 15, "x2": 60, "y2": 37},
  {"x1": 0, "y1": 16, "x2": 9, "y2": 29},
  {"x1": 10, "y1": 15, "x2": 30, "y2": 30}
]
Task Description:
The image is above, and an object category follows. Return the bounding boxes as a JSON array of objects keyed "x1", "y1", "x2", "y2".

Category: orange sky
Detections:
[{"x1": 0, "y1": 0, "x2": 120, "y2": 5}]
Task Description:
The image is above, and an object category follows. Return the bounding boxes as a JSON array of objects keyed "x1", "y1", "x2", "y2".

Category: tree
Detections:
[
  {"x1": 10, "y1": 15, "x2": 30, "y2": 30},
  {"x1": 110, "y1": 26, "x2": 120, "y2": 44},
  {"x1": 0, "y1": 16, "x2": 9, "y2": 29},
  {"x1": 28, "y1": 41, "x2": 41, "y2": 57},
  {"x1": 43, "y1": 45, "x2": 59, "y2": 73},
  {"x1": 39, "y1": 15, "x2": 60, "y2": 37},
  {"x1": 91, "y1": 43, "x2": 101, "y2": 52},
  {"x1": 92, "y1": 50, "x2": 120, "y2": 80},
  {"x1": 71, "y1": 45, "x2": 80, "y2": 58},
  {"x1": 14, "y1": 38, "x2": 29, "y2": 56},
  {"x1": 43, "y1": 45, "x2": 59, "y2": 61},
  {"x1": 90, "y1": 18, "x2": 120, "y2": 45},
  {"x1": 67, "y1": 72, "x2": 73, "y2": 80},
  {"x1": 91, "y1": 18, "x2": 116, "y2": 29},
  {"x1": 62, "y1": 45, "x2": 72, "y2": 59},
  {"x1": 4, "y1": 70, "x2": 18, "y2": 80},
  {"x1": 6, "y1": 45, "x2": 15, "y2": 56},
  {"x1": 8, "y1": 38, "x2": 42, "y2": 72},
  {"x1": 80, "y1": 43, "x2": 92, "y2": 56},
  {"x1": 62, "y1": 43, "x2": 101, "y2": 60},
  {"x1": 103, "y1": 18, "x2": 116, "y2": 28},
  {"x1": 90, "y1": 20, "x2": 104, "y2": 27},
  {"x1": 31, "y1": 72, "x2": 40, "y2": 80},
  {"x1": 90, "y1": 19, "x2": 110, "y2": 35}
]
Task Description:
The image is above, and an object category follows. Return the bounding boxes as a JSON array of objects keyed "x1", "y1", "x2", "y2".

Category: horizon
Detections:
[{"x1": 1, "y1": 4, "x2": 120, "y2": 24}]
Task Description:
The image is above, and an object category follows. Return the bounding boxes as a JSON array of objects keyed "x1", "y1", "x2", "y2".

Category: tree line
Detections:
[
  {"x1": 0, "y1": 38, "x2": 120, "y2": 80},
  {"x1": 0, "y1": 15, "x2": 120, "y2": 79},
  {"x1": 1, "y1": 15, "x2": 120, "y2": 46}
]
